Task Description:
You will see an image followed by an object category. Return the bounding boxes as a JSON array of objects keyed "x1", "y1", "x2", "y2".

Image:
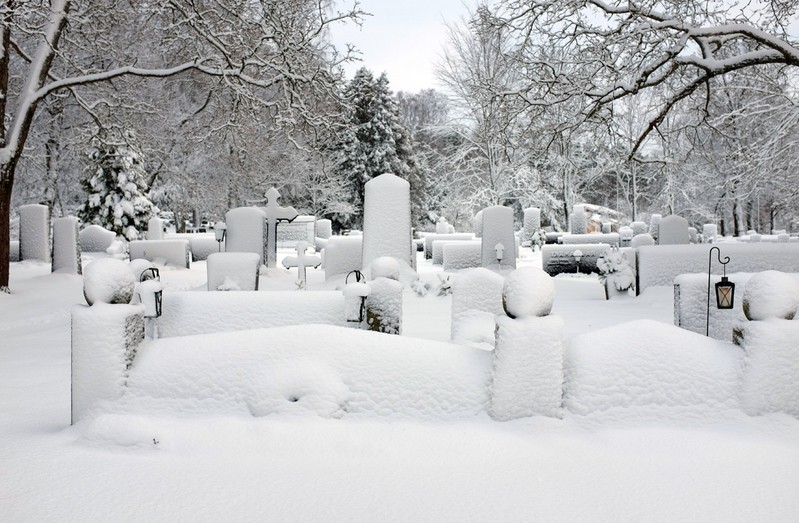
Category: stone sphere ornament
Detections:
[
  {"x1": 742, "y1": 270, "x2": 799, "y2": 321},
  {"x1": 502, "y1": 267, "x2": 555, "y2": 318},
  {"x1": 83, "y1": 258, "x2": 136, "y2": 306}
]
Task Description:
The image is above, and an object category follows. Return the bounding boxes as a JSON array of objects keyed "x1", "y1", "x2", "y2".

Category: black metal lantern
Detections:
[
  {"x1": 715, "y1": 276, "x2": 735, "y2": 309},
  {"x1": 138, "y1": 268, "x2": 163, "y2": 318},
  {"x1": 706, "y1": 246, "x2": 734, "y2": 336},
  {"x1": 213, "y1": 221, "x2": 227, "y2": 251},
  {"x1": 344, "y1": 270, "x2": 367, "y2": 323}
]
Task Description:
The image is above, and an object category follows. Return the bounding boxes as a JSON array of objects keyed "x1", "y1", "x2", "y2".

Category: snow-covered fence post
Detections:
[
  {"x1": 71, "y1": 259, "x2": 144, "y2": 423},
  {"x1": 18, "y1": 204, "x2": 50, "y2": 262},
  {"x1": 489, "y1": 267, "x2": 563, "y2": 420},
  {"x1": 52, "y1": 216, "x2": 81, "y2": 274},
  {"x1": 734, "y1": 271, "x2": 799, "y2": 417}
]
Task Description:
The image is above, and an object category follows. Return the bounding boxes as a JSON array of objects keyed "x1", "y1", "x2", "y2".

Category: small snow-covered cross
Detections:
[
  {"x1": 259, "y1": 187, "x2": 298, "y2": 268},
  {"x1": 281, "y1": 241, "x2": 321, "y2": 290}
]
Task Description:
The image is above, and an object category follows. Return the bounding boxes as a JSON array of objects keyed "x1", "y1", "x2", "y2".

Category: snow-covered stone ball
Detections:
[
  {"x1": 370, "y1": 256, "x2": 401, "y2": 281},
  {"x1": 502, "y1": 267, "x2": 555, "y2": 319},
  {"x1": 128, "y1": 258, "x2": 155, "y2": 282},
  {"x1": 630, "y1": 233, "x2": 655, "y2": 248},
  {"x1": 743, "y1": 270, "x2": 799, "y2": 321},
  {"x1": 83, "y1": 258, "x2": 135, "y2": 306}
]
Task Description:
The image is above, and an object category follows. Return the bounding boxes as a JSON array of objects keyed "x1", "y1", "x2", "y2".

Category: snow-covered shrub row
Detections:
[
  {"x1": 560, "y1": 233, "x2": 620, "y2": 247},
  {"x1": 450, "y1": 268, "x2": 504, "y2": 346},
  {"x1": 736, "y1": 319, "x2": 799, "y2": 417},
  {"x1": 18, "y1": 204, "x2": 50, "y2": 262},
  {"x1": 443, "y1": 241, "x2": 481, "y2": 271},
  {"x1": 206, "y1": 252, "x2": 260, "y2": 291},
  {"x1": 79, "y1": 224, "x2": 116, "y2": 252},
  {"x1": 541, "y1": 244, "x2": 611, "y2": 276},
  {"x1": 637, "y1": 243, "x2": 799, "y2": 293},
  {"x1": 71, "y1": 303, "x2": 145, "y2": 422},
  {"x1": 157, "y1": 291, "x2": 348, "y2": 338},
  {"x1": 423, "y1": 233, "x2": 474, "y2": 260},
  {"x1": 52, "y1": 216, "x2": 81, "y2": 275},
  {"x1": 128, "y1": 240, "x2": 191, "y2": 269},
  {"x1": 431, "y1": 240, "x2": 462, "y2": 265},
  {"x1": 673, "y1": 273, "x2": 753, "y2": 340},
  {"x1": 564, "y1": 320, "x2": 743, "y2": 416},
  {"x1": 323, "y1": 236, "x2": 362, "y2": 280},
  {"x1": 125, "y1": 324, "x2": 491, "y2": 420},
  {"x1": 630, "y1": 233, "x2": 655, "y2": 248}
]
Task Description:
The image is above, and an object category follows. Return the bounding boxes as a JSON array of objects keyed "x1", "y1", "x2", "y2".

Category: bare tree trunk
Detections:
[{"x1": 0, "y1": 174, "x2": 11, "y2": 292}]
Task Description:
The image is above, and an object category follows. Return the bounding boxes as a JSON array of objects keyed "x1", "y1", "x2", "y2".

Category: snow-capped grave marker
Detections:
[
  {"x1": 52, "y1": 216, "x2": 81, "y2": 274},
  {"x1": 207, "y1": 252, "x2": 261, "y2": 291},
  {"x1": 18, "y1": 203, "x2": 50, "y2": 262},
  {"x1": 658, "y1": 215, "x2": 689, "y2": 245},
  {"x1": 146, "y1": 216, "x2": 164, "y2": 241},
  {"x1": 489, "y1": 267, "x2": 563, "y2": 420},
  {"x1": 257, "y1": 187, "x2": 299, "y2": 268},
  {"x1": 282, "y1": 241, "x2": 321, "y2": 289},
  {"x1": 79, "y1": 224, "x2": 115, "y2": 252},
  {"x1": 316, "y1": 218, "x2": 332, "y2": 240},
  {"x1": 522, "y1": 207, "x2": 541, "y2": 246},
  {"x1": 362, "y1": 173, "x2": 412, "y2": 270},
  {"x1": 225, "y1": 207, "x2": 266, "y2": 263},
  {"x1": 480, "y1": 206, "x2": 516, "y2": 270}
]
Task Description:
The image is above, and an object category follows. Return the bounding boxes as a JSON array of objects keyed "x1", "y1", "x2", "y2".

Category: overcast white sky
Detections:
[{"x1": 329, "y1": 0, "x2": 477, "y2": 93}]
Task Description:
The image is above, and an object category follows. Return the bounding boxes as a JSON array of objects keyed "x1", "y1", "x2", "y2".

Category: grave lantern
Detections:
[
  {"x1": 343, "y1": 270, "x2": 369, "y2": 323},
  {"x1": 138, "y1": 268, "x2": 163, "y2": 318},
  {"x1": 706, "y1": 246, "x2": 735, "y2": 336},
  {"x1": 213, "y1": 221, "x2": 227, "y2": 252},
  {"x1": 572, "y1": 249, "x2": 583, "y2": 273}
]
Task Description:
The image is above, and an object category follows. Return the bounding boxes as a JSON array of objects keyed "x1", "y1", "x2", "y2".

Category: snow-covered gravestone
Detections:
[
  {"x1": 72, "y1": 258, "x2": 144, "y2": 423},
  {"x1": 316, "y1": 219, "x2": 332, "y2": 240},
  {"x1": 146, "y1": 216, "x2": 164, "y2": 241},
  {"x1": 79, "y1": 224, "x2": 116, "y2": 252},
  {"x1": 52, "y1": 216, "x2": 81, "y2": 274},
  {"x1": 658, "y1": 215, "x2": 689, "y2": 245},
  {"x1": 18, "y1": 204, "x2": 50, "y2": 262},
  {"x1": 225, "y1": 207, "x2": 266, "y2": 264},
  {"x1": 702, "y1": 223, "x2": 718, "y2": 243},
  {"x1": 282, "y1": 241, "x2": 322, "y2": 289},
  {"x1": 490, "y1": 267, "x2": 563, "y2": 420},
  {"x1": 362, "y1": 173, "x2": 412, "y2": 271},
  {"x1": 736, "y1": 271, "x2": 799, "y2": 417},
  {"x1": 571, "y1": 205, "x2": 587, "y2": 234},
  {"x1": 207, "y1": 252, "x2": 261, "y2": 291},
  {"x1": 324, "y1": 236, "x2": 363, "y2": 281},
  {"x1": 631, "y1": 221, "x2": 647, "y2": 237},
  {"x1": 481, "y1": 206, "x2": 516, "y2": 270},
  {"x1": 473, "y1": 210, "x2": 483, "y2": 238},
  {"x1": 364, "y1": 257, "x2": 403, "y2": 335},
  {"x1": 522, "y1": 207, "x2": 541, "y2": 246},
  {"x1": 450, "y1": 268, "x2": 505, "y2": 347},
  {"x1": 258, "y1": 187, "x2": 299, "y2": 268}
]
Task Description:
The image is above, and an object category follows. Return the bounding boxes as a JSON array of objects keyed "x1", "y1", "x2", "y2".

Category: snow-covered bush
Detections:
[
  {"x1": 83, "y1": 258, "x2": 135, "y2": 306},
  {"x1": 742, "y1": 270, "x2": 799, "y2": 321},
  {"x1": 596, "y1": 249, "x2": 635, "y2": 295},
  {"x1": 77, "y1": 134, "x2": 158, "y2": 241},
  {"x1": 502, "y1": 267, "x2": 555, "y2": 318}
]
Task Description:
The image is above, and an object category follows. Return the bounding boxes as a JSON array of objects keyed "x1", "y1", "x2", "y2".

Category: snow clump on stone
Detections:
[
  {"x1": 502, "y1": 267, "x2": 554, "y2": 318},
  {"x1": 83, "y1": 258, "x2": 135, "y2": 306},
  {"x1": 743, "y1": 270, "x2": 799, "y2": 321}
]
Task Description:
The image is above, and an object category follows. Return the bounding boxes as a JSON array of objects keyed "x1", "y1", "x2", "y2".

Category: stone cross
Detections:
[
  {"x1": 259, "y1": 187, "x2": 298, "y2": 268},
  {"x1": 281, "y1": 241, "x2": 321, "y2": 289}
]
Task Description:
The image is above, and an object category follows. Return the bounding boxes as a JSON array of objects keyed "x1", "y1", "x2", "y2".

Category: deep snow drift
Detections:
[{"x1": 2, "y1": 248, "x2": 799, "y2": 522}]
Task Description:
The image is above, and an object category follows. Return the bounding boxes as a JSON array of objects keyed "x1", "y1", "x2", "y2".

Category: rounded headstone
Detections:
[
  {"x1": 630, "y1": 233, "x2": 655, "y2": 248},
  {"x1": 502, "y1": 267, "x2": 555, "y2": 319},
  {"x1": 83, "y1": 258, "x2": 136, "y2": 306},
  {"x1": 742, "y1": 270, "x2": 799, "y2": 321},
  {"x1": 79, "y1": 224, "x2": 116, "y2": 252}
]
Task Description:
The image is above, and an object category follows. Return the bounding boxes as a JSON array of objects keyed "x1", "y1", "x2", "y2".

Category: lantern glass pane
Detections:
[{"x1": 715, "y1": 281, "x2": 735, "y2": 309}]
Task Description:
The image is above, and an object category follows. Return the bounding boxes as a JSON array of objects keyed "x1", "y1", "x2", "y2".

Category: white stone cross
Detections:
[
  {"x1": 259, "y1": 187, "x2": 299, "y2": 268},
  {"x1": 281, "y1": 241, "x2": 321, "y2": 290}
]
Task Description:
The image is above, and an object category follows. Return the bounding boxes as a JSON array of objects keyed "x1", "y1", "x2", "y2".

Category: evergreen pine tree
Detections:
[
  {"x1": 333, "y1": 68, "x2": 427, "y2": 229},
  {"x1": 77, "y1": 132, "x2": 158, "y2": 240}
]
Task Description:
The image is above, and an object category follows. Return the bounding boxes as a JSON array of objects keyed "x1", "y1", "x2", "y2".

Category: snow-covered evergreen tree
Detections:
[
  {"x1": 77, "y1": 133, "x2": 157, "y2": 241},
  {"x1": 333, "y1": 68, "x2": 427, "y2": 229}
]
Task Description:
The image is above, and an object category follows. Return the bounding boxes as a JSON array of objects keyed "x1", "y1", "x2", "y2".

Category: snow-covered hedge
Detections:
[
  {"x1": 129, "y1": 240, "x2": 191, "y2": 268},
  {"x1": 636, "y1": 243, "x2": 799, "y2": 293},
  {"x1": 423, "y1": 233, "x2": 474, "y2": 259},
  {"x1": 157, "y1": 291, "x2": 348, "y2": 338},
  {"x1": 560, "y1": 233, "x2": 619, "y2": 247}
]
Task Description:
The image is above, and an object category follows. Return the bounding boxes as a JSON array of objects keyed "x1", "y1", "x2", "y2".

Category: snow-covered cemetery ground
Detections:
[{"x1": 3, "y1": 221, "x2": 799, "y2": 521}]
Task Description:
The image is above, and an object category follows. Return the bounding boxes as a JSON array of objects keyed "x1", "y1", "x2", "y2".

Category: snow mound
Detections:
[
  {"x1": 565, "y1": 320, "x2": 743, "y2": 415},
  {"x1": 83, "y1": 258, "x2": 135, "y2": 305},
  {"x1": 742, "y1": 270, "x2": 799, "y2": 321},
  {"x1": 502, "y1": 267, "x2": 554, "y2": 318},
  {"x1": 369, "y1": 256, "x2": 400, "y2": 281},
  {"x1": 122, "y1": 325, "x2": 492, "y2": 420}
]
